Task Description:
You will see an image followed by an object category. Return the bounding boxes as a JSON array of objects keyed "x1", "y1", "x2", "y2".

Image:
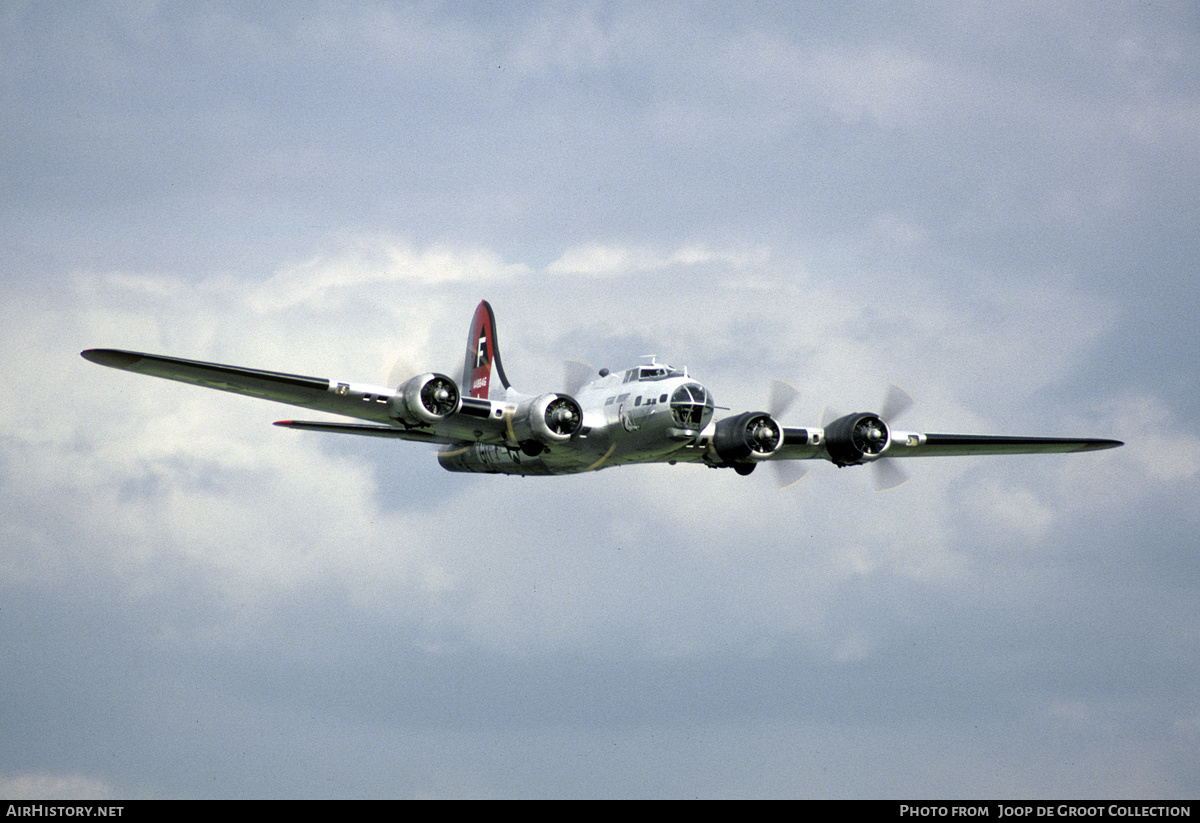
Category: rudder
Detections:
[{"x1": 462, "y1": 300, "x2": 511, "y2": 400}]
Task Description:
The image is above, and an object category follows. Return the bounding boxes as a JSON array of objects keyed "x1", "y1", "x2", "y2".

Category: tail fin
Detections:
[{"x1": 462, "y1": 300, "x2": 511, "y2": 400}]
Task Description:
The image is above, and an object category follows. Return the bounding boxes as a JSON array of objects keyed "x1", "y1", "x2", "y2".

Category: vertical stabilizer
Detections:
[{"x1": 462, "y1": 300, "x2": 511, "y2": 400}]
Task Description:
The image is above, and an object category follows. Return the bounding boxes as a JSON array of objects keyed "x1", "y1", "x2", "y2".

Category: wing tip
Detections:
[{"x1": 81, "y1": 348, "x2": 141, "y2": 369}]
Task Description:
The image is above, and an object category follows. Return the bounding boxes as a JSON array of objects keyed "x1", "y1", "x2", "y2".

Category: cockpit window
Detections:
[
  {"x1": 637, "y1": 365, "x2": 684, "y2": 381},
  {"x1": 670, "y1": 383, "x2": 714, "y2": 429}
]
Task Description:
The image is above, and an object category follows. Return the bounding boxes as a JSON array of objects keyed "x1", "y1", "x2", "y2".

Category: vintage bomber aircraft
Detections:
[{"x1": 82, "y1": 300, "x2": 1122, "y2": 488}]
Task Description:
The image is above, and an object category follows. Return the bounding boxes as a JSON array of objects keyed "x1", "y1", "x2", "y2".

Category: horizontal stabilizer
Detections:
[{"x1": 274, "y1": 420, "x2": 442, "y2": 442}]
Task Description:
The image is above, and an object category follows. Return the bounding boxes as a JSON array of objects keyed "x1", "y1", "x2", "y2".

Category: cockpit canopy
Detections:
[
  {"x1": 670, "y1": 382, "x2": 714, "y2": 429},
  {"x1": 624, "y1": 364, "x2": 686, "y2": 382}
]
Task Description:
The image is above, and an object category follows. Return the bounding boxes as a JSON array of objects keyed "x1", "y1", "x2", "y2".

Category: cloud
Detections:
[
  {"x1": 0, "y1": 773, "x2": 117, "y2": 801},
  {"x1": 961, "y1": 479, "x2": 1058, "y2": 543},
  {"x1": 503, "y1": 4, "x2": 631, "y2": 77},
  {"x1": 1108, "y1": 393, "x2": 1200, "y2": 483},
  {"x1": 545, "y1": 242, "x2": 766, "y2": 277},
  {"x1": 250, "y1": 236, "x2": 531, "y2": 312}
]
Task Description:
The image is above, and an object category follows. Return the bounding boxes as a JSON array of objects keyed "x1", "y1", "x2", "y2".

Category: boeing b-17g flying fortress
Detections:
[{"x1": 83, "y1": 300, "x2": 1121, "y2": 490}]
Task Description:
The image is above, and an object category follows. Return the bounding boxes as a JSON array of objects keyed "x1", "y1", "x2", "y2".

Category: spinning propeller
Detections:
[
  {"x1": 768, "y1": 379, "x2": 810, "y2": 489},
  {"x1": 868, "y1": 384, "x2": 914, "y2": 491},
  {"x1": 545, "y1": 396, "x2": 581, "y2": 436},
  {"x1": 778, "y1": 381, "x2": 915, "y2": 491}
]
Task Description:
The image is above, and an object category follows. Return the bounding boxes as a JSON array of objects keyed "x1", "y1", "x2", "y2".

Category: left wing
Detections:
[
  {"x1": 883, "y1": 432, "x2": 1123, "y2": 457},
  {"x1": 769, "y1": 418, "x2": 1122, "y2": 464},
  {"x1": 763, "y1": 418, "x2": 1121, "y2": 489}
]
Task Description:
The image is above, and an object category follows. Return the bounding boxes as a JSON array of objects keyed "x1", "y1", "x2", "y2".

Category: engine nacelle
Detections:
[
  {"x1": 388, "y1": 373, "x2": 461, "y2": 426},
  {"x1": 509, "y1": 393, "x2": 583, "y2": 452},
  {"x1": 711, "y1": 411, "x2": 784, "y2": 465},
  {"x1": 823, "y1": 412, "x2": 890, "y2": 466}
]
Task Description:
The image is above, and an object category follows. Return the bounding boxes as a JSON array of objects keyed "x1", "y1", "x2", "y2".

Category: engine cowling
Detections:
[
  {"x1": 388, "y1": 373, "x2": 461, "y2": 426},
  {"x1": 823, "y1": 412, "x2": 890, "y2": 466},
  {"x1": 510, "y1": 393, "x2": 583, "y2": 452},
  {"x1": 712, "y1": 411, "x2": 784, "y2": 466}
]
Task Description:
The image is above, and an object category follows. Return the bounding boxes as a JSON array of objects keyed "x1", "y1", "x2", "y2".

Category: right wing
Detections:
[
  {"x1": 83, "y1": 348, "x2": 351, "y2": 411},
  {"x1": 81, "y1": 348, "x2": 507, "y2": 445}
]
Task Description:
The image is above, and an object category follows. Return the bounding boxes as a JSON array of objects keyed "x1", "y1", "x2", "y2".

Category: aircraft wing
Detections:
[
  {"x1": 80, "y1": 348, "x2": 507, "y2": 444},
  {"x1": 885, "y1": 432, "x2": 1123, "y2": 457},
  {"x1": 761, "y1": 425, "x2": 1121, "y2": 490},
  {"x1": 769, "y1": 425, "x2": 1121, "y2": 462},
  {"x1": 83, "y1": 348, "x2": 345, "y2": 408}
]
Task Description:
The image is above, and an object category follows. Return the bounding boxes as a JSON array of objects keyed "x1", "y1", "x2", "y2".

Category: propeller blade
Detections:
[
  {"x1": 387, "y1": 354, "x2": 416, "y2": 388},
  {"x1": 771, "y1": 460, "x2": 810, "y2": 489},
  {"x1": 769, "y1": 379, "x2": 800, "y2": 419},
  {"x1": 564, "y1": 358, "x2": 595, "y2": 395},
  {"x1": 881, "y1": 384, "x2": 914, "y2": 421},
  {"x1": 872, "y1": 458, "x2": 909, "y2": 492}
]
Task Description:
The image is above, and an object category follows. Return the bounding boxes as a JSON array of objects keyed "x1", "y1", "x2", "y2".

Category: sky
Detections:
[{"x1": 2, "y1": 0, "x2": 1198, "y2": 799}]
